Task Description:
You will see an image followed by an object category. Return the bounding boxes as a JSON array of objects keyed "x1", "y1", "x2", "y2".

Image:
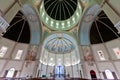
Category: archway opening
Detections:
[
  {"x1": 90, "y1": 70, "x2": 97, "y2": 79},
  {"x1": 54, "y1": 65, "x2": 65, "y2": 78}
]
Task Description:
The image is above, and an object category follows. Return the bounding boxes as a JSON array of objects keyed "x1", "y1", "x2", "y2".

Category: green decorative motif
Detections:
[{"x1": 39, "y1": 0, "x2": 82, "y2": 30}]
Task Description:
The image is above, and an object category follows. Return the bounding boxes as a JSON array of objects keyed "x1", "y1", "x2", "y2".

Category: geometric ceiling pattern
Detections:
[
  {"x1": 90, "y1": 11, "x2": 120, "y2": 44},
  {"x1": 44, "y1": 0, "x2": 77, "y2": 20},
  {"x1": 45, "y1": 33, "x2": 75, "y2": 54},
  {"x1": 40, "y1": 0, "x2": 82, "y2": 30},
  {"x1": 3, "y1": 11, "x2": 30, "y2": 43}
]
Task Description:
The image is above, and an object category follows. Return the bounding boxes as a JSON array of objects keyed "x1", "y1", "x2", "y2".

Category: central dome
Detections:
[
  {"x1": 40, "y1": 0, "x2": 82, "y2": 30},
  {"x1": 44, "y1": 0, "x2": 77, "y2": 20}
]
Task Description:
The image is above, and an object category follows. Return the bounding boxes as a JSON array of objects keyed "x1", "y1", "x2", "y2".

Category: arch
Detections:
[
  {"x1": 105, "y1": 69, "x2": 114, "y2": 79},
  {"x1": 6, "y1": 68, "x2": 15, "y2": 78},
  {"x1": 90, "y1": 70, "x2": 97, "y2": 79},
  {"x1": 21, "y1": 4, "x2": 42, "y2": 45},
  {"x1": 40, "y1": 32, "x2": 80, "y2": 66},
  {"x1": 54, "y1": 65, "x2": 65, "y2": 78},
  {"x1": 79, "y1": 4, "x2": 101, "y2": 45}
]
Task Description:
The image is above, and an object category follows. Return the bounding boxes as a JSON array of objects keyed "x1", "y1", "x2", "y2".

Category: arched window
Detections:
[
  {"x1": 6, "y1": 68, "x2": 15, "y2": 78},
  {"x1": 105, "y1": 69, "x2": 114, "y2": 79},
  {"x1": 90, "y1": 70, "x2": 97, "y2": 79},
  {"x1": 15, "y1": 50, "x2": 23, "y2": 59},
  {"x1": 0, "y1": 46, "x2": 8, "y2": 57}
]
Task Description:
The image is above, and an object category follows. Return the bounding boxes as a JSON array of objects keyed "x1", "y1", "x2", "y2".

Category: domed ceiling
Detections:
[
  {"x1": 40, "y1": 0, "x2": 82, "y2": 30},
  {"x1": 45, "y1": 34, "x2": 75, "y2": 53},
  {"x1": 40, "y1": 33, "x2": 80, "y2": 66},
  {"x1": 44, "y1": 0, "x2": 77, "y2": 20},
  {"x1": 90, "y1": 11, "x2": 120, "y2": 44},
  {"x1": 3, "y1": 11, "x2": 30, "y2": 43}
]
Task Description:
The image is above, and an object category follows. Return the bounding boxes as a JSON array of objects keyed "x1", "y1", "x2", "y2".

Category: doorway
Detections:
[
  {"x1": 54, "y1": 65, "x2": 65, "y2": 78},
  {"x1": 90, "y1": 70, "x2": 97, "y2": 79}
]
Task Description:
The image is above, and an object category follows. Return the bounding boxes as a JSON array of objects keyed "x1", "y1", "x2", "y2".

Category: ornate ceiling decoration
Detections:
[
  {"x1": 45, "y1": 34, "x2": 75, "y2": 53},
  {"x1": 39, "y1": 0, "x2": 82, "y2": 30},
  {"x1": 44, "y1": 0, "x2": 77, "y2": 20},
  {"x1": 40, "y1": 33, "x2": 80, "y2": 66}
]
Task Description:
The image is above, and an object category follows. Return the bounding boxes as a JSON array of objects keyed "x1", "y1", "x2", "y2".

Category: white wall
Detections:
[
  {"x1": 114, "y1": 61, "x2": 120, "y2": 78},
  {"x1": 12, "y1": 43, "x2": 29, "y2": 60},
  {"x1": 105, "y1": 39, "x2": 120, "y2": 60},
  {"x1": 0, "y1": 0, "x2": 21, "y2": 23},
  {"x1": 0, "y1": 38, "x2": 15, "y2": 59},
  {"x1": 91, "y1": 44, "x2": 109, "y2": 61},
  {"x1": 90, "y1": 39, "x2": 120, "y2": 79},
  {"x1": 102, "y1": 0, "x2": 120, "y2": 24},
  {"x1": 108, "y1": 0, "x2": 120, "y2": 15},
  {"x1": 0, "y1": 59, "x2": 6, "y2": 77},
  {"x1": 0, "y1": 0, "x2": 15, "y2": 14},
  {"x1": 20, "y1": 61, "x2": 36, "y2": 78},
  {"x1": 0, "y1": 60, "x2": 24, "y2": 77},
  {"x1": 0, "y1": 38, "x2": 37, "y2": 78},
  {"x1": 83, "y1": 62, "x2": 100, "y2": 79}
]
